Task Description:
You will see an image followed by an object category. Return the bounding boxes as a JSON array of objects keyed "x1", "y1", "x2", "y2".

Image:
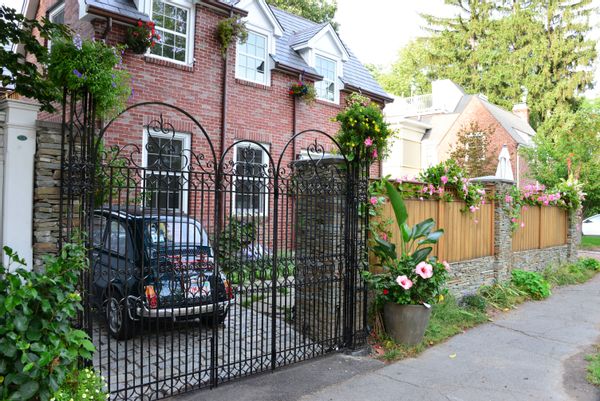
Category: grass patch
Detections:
[
  {"x1": 581, "y1": 236, "x2": 600, "y2": 250},
  {"x1": 374, "y1": 296, "x2": 488, "y2": 361},
  {"x1": 586, "y1": 346, "x2": 600, "y2": 387}
]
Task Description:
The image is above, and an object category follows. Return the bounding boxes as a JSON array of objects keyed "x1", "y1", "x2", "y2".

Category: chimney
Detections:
[{"x1": 512, "y1": 103, "x2": 530, "y2": 124}]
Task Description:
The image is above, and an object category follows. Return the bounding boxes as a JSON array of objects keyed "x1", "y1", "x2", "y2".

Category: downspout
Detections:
[
  {"x1": 218, "y1": 7, "x2": 233, "y2": 227},
  {"x1": 292, "y1": 93, "x2": 297, "y2": 160},
  {"x1": 101, "y1": 16, "x2": 113, "y2": 40},
  {"x1": 516, "y1": 144, "x2": 520, "y2": 187}
]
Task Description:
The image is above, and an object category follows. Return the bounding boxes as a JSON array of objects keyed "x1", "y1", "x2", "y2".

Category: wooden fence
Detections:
[
  {"x1": 377, "y1": 199, "x2": 495, "y2": 263},
  {"x1": 512, "y1": 206, "x2": 568, "y2": 251}
]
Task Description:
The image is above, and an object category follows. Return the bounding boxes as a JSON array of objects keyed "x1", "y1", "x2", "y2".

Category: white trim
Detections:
[
  {"x1": 292, "y1": 24, "x2": 349, "y2": 62},
  {"x1": 141, "y1": 130, "x2": 191, "y2": 213},
  {"x1": 146, "y1": 0, "x2": 195, "y2": 66},
  {"x1": 314, "y1": 53, "x2": 339, "y2": 104},
  {"x1": 232, "y1": 142, "x2": 270, "y2": 217},
  {"x1": 235, "y1": 30, "x2": 271, "y2": 86},
  {"x1": 47, "y1": 2, "x2": 65, "y2": 50},
  {"x1": 237, "y1": 0, "x2": 283, "y2": 38}
]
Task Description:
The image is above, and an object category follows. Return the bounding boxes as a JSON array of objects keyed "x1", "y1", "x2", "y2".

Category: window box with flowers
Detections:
[
  {"x1": 125, "y1": 19, "x2": 161, "y2": 54},
  {"x1": 364, "y1": 181, "x2": 449, "y2": 345}
]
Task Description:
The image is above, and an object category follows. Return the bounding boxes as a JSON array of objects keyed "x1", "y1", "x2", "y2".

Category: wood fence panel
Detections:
[
  {"x1": 540, "y1": 207, "x2": 568, "y2": 248},
  {"x1": 512, "y1": 206, "x2": 541, "y2": 251},
  {"x1": 376, "y1": 199, "x2": 493, "y2": 263}
]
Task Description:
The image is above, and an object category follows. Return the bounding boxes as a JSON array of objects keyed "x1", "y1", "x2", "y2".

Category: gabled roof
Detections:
[
  {"x1": 477, "y1": 97, "x2": 535, "y2": 146},
  {"x1": 269, "y1": 6, "x2": 391, "y2": 102}
]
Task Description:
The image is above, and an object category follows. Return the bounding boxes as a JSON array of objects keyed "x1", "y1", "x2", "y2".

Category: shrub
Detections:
[
  {"x1": 511, "y1": 269, "x2": 551, "y2": 300},
  {"x1": 578, "y1": 257, "x2": 600, "y2": 272},
  {"x1": 0, "y1": 243, "x2": 95, "y2": 401},
  {"x1": 51, "y1": 368, "x2": 107, "y2": 401},
  {"x1": 478, "y1": 282, "x2": 528, "y2": 310},
  {"x1": 460, "y1": 294, "x2": 487, "y2": 312}
]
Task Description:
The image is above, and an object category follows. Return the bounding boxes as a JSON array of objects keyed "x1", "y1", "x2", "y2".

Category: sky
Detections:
[{"x1": 2, "y1": 0, "x2": 599, "y2": 96}]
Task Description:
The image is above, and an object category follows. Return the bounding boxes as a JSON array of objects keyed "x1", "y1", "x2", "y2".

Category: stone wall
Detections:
[
  {"x1": 447, "y1": 256, "x2": 496, "y2": 296},
  {"x1": 512, "y1": 246, "x2": 569, "y2": 273},
  {"x1": 32, "y1": 121, "x2": 62, "y2": 269}
]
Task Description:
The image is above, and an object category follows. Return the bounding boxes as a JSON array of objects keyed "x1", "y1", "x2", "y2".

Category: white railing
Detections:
[{"x1": 395, "y1": 94, "x2": 435, "y2": 116}]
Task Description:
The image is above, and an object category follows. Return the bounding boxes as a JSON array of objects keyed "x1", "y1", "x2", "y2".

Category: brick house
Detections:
[
  {"x1": 28, "y1": 0, "x2": 390, "y2": 201},
  {"x1": 383, "y1": 79, "x2": 535, "y2": 185}
]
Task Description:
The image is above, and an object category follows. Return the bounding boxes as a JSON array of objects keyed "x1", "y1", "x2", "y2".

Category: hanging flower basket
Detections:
[
  {"x1": 125, "y1": 20, "x2": 161, "y2": 54},
  {"x1": 289, "y1": 81, "x2": 316, "y2": 104}
]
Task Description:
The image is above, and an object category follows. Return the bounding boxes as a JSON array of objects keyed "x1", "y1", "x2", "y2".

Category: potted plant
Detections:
[
  {"x1": 289, "y1": 80, "x2": 316, "y2": 104},
  {"x1": 125, "y1": 19, "x2": 160, "y2": 54},
  {"x1": 364, "y1": 181, "x2": 448, "y2": 345}
]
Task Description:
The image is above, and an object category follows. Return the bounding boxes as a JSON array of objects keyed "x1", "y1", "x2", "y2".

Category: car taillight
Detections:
[
  {"x1": 145, "y1": 285, "x2": 158, "y2": 309},
  {"x1": 224, "y1": 279, "x2": 234, "y2": 300}
]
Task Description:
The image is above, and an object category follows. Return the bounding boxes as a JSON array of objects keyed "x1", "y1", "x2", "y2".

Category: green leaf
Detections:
[
  {"x1": 400, "y1": 223, "x2": 411, "y2": 243},
  {"x1": 18, "y1": 381, "x2": 38, "y2": 400},
  {"x1": 384, "y1": 180, "x2": 407, "y2": 226},
  {"x1": 14, "y1": 316, "x2": 28, "y2": 332},
  {"x1": 418, "y1": 229, "x2": 444, "y2": 245},
  {"x1": 413, "y1": 218, "x2": 435, "y2": 239},
  {"x1": 372, "y1": 235, "x2": 396, "y2": 260},
  {"x1": 81, "y1": 339, "x2": 96, "y2": 352},
  {"x1": 411, "y1": 247, "x2": 432, "y2": 265}
]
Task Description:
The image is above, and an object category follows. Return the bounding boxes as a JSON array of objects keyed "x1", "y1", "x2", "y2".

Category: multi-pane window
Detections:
[
  {"x1": 236, "y1": 31, "x2": 267, "y2": 84},
  {"x1": 47, "y1": 3, "x2": 65, "y2": 50},
  {"x1": 315, "y1": 55, "x2": 336, "y2": 102},
  {"x1": 144, "y1": 133, "x2": 189, "y2": 210},
  {"x1": 234, "y1": 143, "x2": 269, "y2": 215},
  {"x1": 150, "y1": 0, "x2": 189, "y2": 63}
]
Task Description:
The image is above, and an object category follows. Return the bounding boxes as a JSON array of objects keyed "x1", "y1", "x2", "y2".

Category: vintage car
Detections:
[{"x1": 91, "y1": 208, "x2": 233, "y2": 339}]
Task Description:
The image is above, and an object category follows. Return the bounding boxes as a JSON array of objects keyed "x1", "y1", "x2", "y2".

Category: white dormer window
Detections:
[
  {"x1": 236, "y1": 31, "x2": 268, "y2": 85},
  {"x1": 149, "y1": 0, "x2": 194, "y2": 64},
  {"x1": 315, "y1": 55, "x2": 336, "y2": 102}
]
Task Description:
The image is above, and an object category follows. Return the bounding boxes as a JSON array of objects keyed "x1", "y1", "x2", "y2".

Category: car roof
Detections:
[{"x1": 95, "y1": 207, "x2": 192, "y2": 220}]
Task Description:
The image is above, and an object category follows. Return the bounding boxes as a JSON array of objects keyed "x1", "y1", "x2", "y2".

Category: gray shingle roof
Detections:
[
  {"x1": 269, "y1": 6, "x2": 391, "y2": 101},
  {"x1": 478, "y1": 97, "x2": 535, "y2": 146},
  {"x1": 86, "y1": 0, "x2": 150, "y2": 21}
]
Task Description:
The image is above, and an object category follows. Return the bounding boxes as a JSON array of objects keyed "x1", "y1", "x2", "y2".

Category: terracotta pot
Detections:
[{"x1": 383, "y1": 303, "x2": 432, "y2": 345}]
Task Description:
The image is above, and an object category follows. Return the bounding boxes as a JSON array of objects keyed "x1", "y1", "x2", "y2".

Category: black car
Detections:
[{"x1": 91, "y1": 208, "x2": 232, "y2": 340}]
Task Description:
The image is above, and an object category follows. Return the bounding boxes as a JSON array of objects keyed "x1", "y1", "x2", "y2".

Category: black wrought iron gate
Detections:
[{"x1": 59, "y1": 96, "x2": 368, "y2": 400}]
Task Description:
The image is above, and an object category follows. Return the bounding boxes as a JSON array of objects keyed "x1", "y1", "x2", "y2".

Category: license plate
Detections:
[{"x1": 187, "y1": 280, "x2": 210, "y2": 298}]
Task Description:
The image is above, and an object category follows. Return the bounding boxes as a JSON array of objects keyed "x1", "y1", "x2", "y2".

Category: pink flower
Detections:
[
  {"x1": 370, "y1": 196, "x2": 378, "y2": 206},
  {"x1": 396, "y1": 275, "x2": 413, "y2": 290},
  {"x1": 520, "y1": 222, "x2": 525, "y2": 228},
  {"x1": 372, "y1": 148, "x2": 378, "y2": 158},
  {"x1": 364, "y1": 137, "x2": 373, "y2": 147},
  {"x1": 442, "y1": 261, "x2": 450, "y2": 271},
  {"x1": 381, "y1": 232, "x2": 388, "y2": 241},
  {"x1": 511, "y1": 217, "x2": 517, "y2": 223},
  {"x1": 415, "y1": 261, "x2": 433, "y2": 279},
  {"x1": 441, "y1": 175, "x2": 448, "y2": 185},
  {"x1": 469, "y1": 205, "x2": 477, "y2": 213},
  {"x1": 474, "y1": 219, "x2": 479, "y2": 224},
  {"x1": 505, "y1": 195, "x2": 513, "y2": 203}
]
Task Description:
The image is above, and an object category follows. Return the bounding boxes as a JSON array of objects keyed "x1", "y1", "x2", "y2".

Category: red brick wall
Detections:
[{"x1": 438, "y1": 97, "x2": 531, "y2": 185}]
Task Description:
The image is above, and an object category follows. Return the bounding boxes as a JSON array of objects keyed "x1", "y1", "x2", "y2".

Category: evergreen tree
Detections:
[{"x1": 377, "y1": 39, "x2": 432, "y2": 97}]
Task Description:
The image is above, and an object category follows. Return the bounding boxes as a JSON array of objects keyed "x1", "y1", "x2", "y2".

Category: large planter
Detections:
[{"x1": 383, "y1": 303, "x2": 432, "y2": 345}]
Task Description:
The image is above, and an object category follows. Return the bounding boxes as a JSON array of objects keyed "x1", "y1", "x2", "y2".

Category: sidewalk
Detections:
[{"x1": 174, "y1": 256, "x2": 600, "y2": 401}]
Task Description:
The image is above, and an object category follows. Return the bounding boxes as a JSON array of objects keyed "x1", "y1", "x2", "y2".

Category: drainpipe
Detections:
[
  {"x1": 101, "y1": 17, "x2": 113, "y2": 40},
  {"x1": 292, "y1": 94, "x2": 297, "y2": 160},
  {"x1": 218, "y1": 7, "x2": 233, "y2": 228}
]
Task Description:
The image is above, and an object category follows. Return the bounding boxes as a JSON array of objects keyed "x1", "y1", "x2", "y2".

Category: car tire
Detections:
[
  {"x1": 217, "y1": 308, "x2": 228, "y2": 325},
  {"x1": 105, "y1": 290, "x2": 136, "y2": 340}
]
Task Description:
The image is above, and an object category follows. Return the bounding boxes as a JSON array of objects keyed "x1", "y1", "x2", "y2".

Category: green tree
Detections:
[
  {"x1": 0, "y1": 6, "x2": 70, "y2": 112},
  {"x1": 266, "y1": 0, "x2": 337, "y2": 25},
  {"x1": 523, "y1": 99, "x2": 600, "y2": 216},
  {"x1": 391, "y1": 0, "x2": 598, "y2": 130},
  {"x1": 377, "y1": 39, "x2": 432, "y2": 97},
  {"x1": 449, "y1": 121, "x2": 497, "y2": 177}
]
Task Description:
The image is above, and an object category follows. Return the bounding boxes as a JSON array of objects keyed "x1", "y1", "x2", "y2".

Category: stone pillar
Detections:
[
  {"x1": 32, "y1": 121, "x2": 63, "y2": 270},
  {"x1": 0, "y1": 99, "x2": 40, "y2": 270},
  {"x1": 566, "y1": 209, "x2": 581, "y2": 263},
  {"x1": 293, "y1": 157, "x2": 348, "y2": 344},
  {"x1": 492, "y1": 181, "x2": 514, "y2": 282}
]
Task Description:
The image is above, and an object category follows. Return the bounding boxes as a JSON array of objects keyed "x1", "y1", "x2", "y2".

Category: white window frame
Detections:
[
  {"x1": 314, "y1": 54, "x2": 339, "y2": 104},
  {"x1": 47, "y1": 2, "x2": 65, "y2": 50},
  {"x1": 147, "y1": 0, "x2": 194, "y2": 65},
  {"x1": 235, "y1": 30, "x2": 270, "y2": 86},
  {"x1": 141, "y1": 130, "x2": 191, "y2": 213},
  {"x1": 232, "y1": 142, "x2": 270, "y2": 216}
]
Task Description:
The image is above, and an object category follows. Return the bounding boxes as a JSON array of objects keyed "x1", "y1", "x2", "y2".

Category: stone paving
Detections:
[{"x1": 92, "y1": 288, "x2": 325, "y2": 401}]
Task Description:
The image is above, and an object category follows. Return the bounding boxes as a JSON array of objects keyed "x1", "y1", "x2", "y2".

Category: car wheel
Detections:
[
  {"x1": 106, "y1": 291, "x2": 136, "y2": 340},
  {"x1": 217, "y1": 308, "x2": 228, "y2": 325}
]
